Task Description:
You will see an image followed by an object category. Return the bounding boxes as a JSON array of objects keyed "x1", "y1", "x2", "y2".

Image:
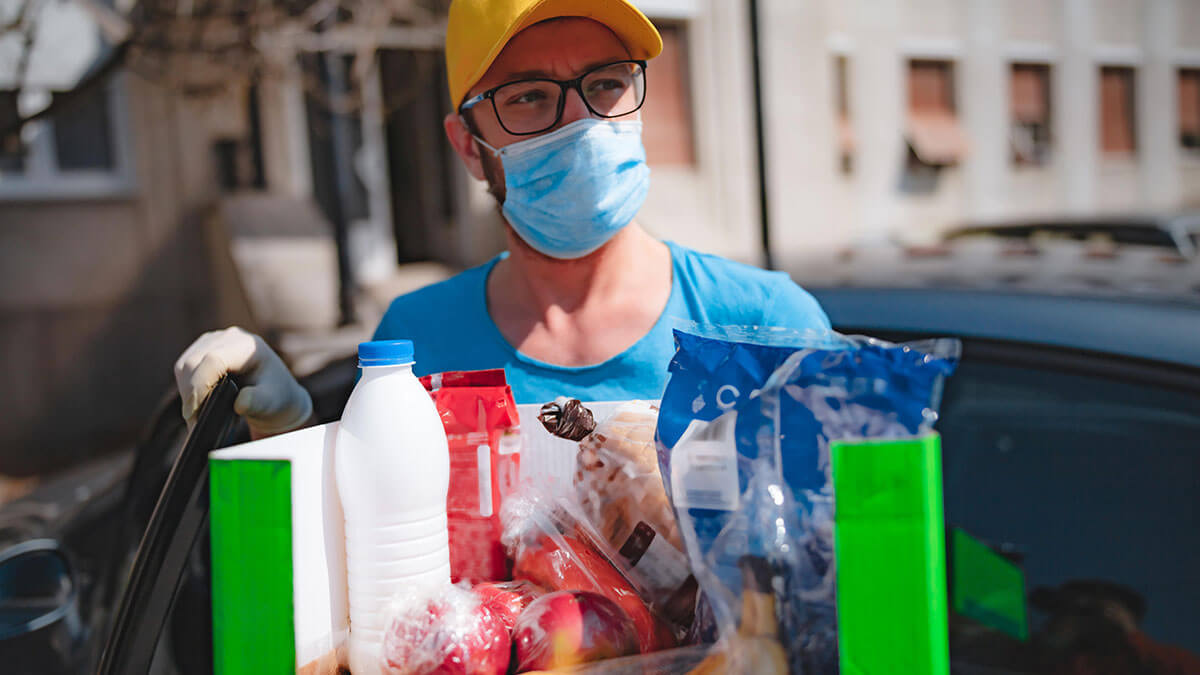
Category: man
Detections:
[{"x1": 175, "y1": 0, "x2": 830, "y2": 434}]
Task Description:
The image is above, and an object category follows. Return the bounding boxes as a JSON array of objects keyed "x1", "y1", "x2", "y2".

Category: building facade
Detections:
[{"x1": 2, "y1": 0, "x2": 1199, "y2": 472}]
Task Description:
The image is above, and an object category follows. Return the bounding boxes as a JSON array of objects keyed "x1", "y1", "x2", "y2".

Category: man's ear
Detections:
[{"x1": 444, "y1": 113, "x2": 487, "y2": 181}]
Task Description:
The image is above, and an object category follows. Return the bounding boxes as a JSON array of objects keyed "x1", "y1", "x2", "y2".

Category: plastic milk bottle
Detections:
[{"x1": 336, "y1": 340, "x2": 450, "y2": 674}]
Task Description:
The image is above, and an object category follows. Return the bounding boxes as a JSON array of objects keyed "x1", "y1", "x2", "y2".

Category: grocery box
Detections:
[
  {"x1": 206, "y1": 401, "x2": 622, "y2": 674},
  {"x1": 210, "y1": 422, "x2": 348, "y2": 675}
]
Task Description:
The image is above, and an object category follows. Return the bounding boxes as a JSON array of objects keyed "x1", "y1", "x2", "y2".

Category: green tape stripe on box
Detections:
[
  {"x1": 951, "y1": 528, "x2": 1028, "y2": 641},
  {"x1": 832, "y1": 434, "x2": 950, "y2": 675},
  {"x1": 210, "y1": 459, "x2": 296, "y2": 674}
]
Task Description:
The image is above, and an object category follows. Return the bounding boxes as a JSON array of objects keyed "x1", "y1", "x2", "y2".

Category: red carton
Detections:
[{"x1": 421, "y1": 370, "x2": 521, "y2": 583}]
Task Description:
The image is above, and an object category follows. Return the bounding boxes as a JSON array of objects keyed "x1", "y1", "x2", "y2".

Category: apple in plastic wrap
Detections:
[
  {"x1": 512, "y1": 590, "x2": 639, "y2": 672},
  {"x1": 512, "y1": 533, "x2": 670, "y2": 653},
  {"x1": 381, "y1": 584, "x2": 510, "y2": 675},
  {"x1": 473, "y1": 580, "x2": 546, "y2": 632}
]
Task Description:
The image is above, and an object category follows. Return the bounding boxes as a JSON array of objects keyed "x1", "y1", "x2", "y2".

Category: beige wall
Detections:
[
  {"x1": 0, "y1": 73, "x2": 253, "y2": 475},
  {"x1": 904, "y1": 0, "x2": 966, "y2": 39},
  {"x1": 1183, "y1": 161, "x2": 1200, "y2": 204},
  {"x1": 1093, "y1": 0, "x2": 1142, "y2": 46},
  {"x1": 1181, "y1": 0, "x2": 1200, "y2": 49},
  {"x1": 1007, "y1": 0, "x2": 1061, "y2": 44}
]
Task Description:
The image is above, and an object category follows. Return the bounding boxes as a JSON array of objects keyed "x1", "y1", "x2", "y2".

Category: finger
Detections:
[
  {"x1": 182, "y1": 351, "x2": 231, "y2": 420},
  {"x1": 174, "y1": 329, "x2": 225, "y2": 379}
]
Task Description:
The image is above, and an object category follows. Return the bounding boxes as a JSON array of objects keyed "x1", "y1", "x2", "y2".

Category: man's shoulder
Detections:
[
  {"x1": 374, "y1": 262, "x2": 491, "y2": 339},
  {"x1": 668, "y1": 241, "x2": 830, "y2": 330},
  {"x1": 669, "y1": 241, "x2": 802, "y2": 294}
]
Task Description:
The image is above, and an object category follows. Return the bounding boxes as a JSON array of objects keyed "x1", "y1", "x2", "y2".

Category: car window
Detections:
[{"x1": 937, "y1": 354, "x2": 1200, "y2": 672}]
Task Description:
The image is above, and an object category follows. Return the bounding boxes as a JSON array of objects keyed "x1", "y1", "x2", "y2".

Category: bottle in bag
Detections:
[{"x1": 336, "y1": 340, "x2": 451, "y2": 675}]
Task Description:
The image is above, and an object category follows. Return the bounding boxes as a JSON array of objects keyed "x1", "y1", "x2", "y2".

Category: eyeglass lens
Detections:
[{"x1": 491, "y1": 62, "x2": 645, "y2": 134}]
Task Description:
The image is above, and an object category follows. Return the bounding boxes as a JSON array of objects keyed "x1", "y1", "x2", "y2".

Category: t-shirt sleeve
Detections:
[{"x1": 759, "y1": 271, "x2": 833, "y2": 332}]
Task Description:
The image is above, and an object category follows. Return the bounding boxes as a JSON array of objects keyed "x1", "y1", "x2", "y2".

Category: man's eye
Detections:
[
  {"x1": 503, "y1": 88, "x2": 549, "y2": 106},
  {"x1": 587, "y1": 78, "x2": 629, "y2": 94}
]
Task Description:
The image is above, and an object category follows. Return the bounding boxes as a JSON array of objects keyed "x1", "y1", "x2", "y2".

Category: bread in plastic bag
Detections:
[{"x1": 539, "y1": 399, "x2": 697, "y2": 627}]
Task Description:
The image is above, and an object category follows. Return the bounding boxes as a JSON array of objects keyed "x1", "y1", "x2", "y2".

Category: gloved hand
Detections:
[{"x1": 174, "y1": 326, "x2": 313, "y2": 436}]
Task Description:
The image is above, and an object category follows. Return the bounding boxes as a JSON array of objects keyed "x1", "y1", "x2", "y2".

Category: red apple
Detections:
[
  {"x1": 382, "y1": 585, "x2": 511, "y2": 675},
  {"x1": 473, "y1": 580, "x2": 545, "y2": 632},
  {"x1": 513, "y1": 534, "x2": 671, "y2": 653},
  {"x1": 511, "y1": 590, "x2": 639, "y2": 672}
]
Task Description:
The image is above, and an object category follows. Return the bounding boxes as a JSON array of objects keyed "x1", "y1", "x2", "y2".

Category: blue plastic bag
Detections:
[{"x1": 656, "y1": 325, "x2": 959, "y2": 673}]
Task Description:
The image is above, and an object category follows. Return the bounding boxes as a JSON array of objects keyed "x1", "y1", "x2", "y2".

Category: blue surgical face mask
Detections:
[{"x1": 474, "y1": 118, "x2": 650, "y2": 260}]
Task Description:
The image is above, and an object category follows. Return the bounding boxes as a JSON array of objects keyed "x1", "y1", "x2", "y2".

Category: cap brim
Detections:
[{"x1": 457, "y1": 0, "x2": 663, "y2": 106}]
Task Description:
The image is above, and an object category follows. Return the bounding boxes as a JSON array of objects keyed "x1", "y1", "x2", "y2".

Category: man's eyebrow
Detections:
[{"x1": 497, "y1": 59, "x2": 629, "y2": 83}]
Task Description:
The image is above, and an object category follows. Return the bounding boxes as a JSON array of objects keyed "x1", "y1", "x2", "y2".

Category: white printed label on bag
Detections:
[
  {"x1": 670, "y1": 412, "x2": 740, "y2": 512},
  {"x1": 635, "y1": 528, "x2": 691, "y2": 592}
]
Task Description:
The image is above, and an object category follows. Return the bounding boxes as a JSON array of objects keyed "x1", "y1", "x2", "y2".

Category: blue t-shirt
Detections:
[{"x1": 372, "y1": 241, "x2": 830, "y2": 404}]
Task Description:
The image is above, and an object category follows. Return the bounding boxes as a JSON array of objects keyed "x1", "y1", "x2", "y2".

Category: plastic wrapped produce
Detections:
[
  {"x1": 472, "y1": 580, "x2": 546, "y2": 632},
  {"x1": 511, "y1": 590, "x2": 640, "y2": 672},
  {"x1": 500, "y1": 487, "x2": 675, "y2": 654},
  {"x1": 539, "y1": 399, "x2": 697, "y2": 626},
  {"x1": 381, "y1": 582, "x2": 511, "y2": 675},
  {"x1": 656, "y1": 325, "x2": 960, "y2": 673}
]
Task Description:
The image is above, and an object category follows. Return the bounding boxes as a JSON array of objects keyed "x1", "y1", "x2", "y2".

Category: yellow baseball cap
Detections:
[{"x1": 446, "y1": 0, "x2": 663, "y2": 107}]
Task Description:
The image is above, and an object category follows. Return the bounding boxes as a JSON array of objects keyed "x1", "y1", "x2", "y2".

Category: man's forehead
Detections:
[{"x1": 476, "y1": 17, "x2": 631, "y2": 86}]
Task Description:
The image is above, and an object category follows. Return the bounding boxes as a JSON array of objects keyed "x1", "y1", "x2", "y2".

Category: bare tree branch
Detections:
[{"x1": 2, "y1": 0, "x2": 446, "y2": 141}]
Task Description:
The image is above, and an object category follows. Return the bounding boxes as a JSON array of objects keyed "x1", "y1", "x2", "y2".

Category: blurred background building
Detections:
[{"x1": 1, "y1": 0, "x2": 1198, "y2": 478}]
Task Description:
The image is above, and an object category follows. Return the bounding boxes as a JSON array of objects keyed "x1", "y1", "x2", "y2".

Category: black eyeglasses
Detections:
[{"x1": 459, "y1": 59, "x2": 647, "y2": 136}]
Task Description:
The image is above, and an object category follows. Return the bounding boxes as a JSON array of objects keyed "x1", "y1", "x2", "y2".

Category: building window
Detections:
[
  {"x1": 905, "y1": 59, "x2": 968, "y2": 168},
  {"x1": 0, "y1": 90, "x2": 24, "y2": 172},
  {"x1": 1181, "y1": 68, "x2": 1200, "y2": 151},
  {"x1": 834, "y1": 54, "x2": 853, "y2": 174},
  {"x1": 1099, "y1": 66, "x2": 1137, "y2": 156},
  {"x1": 1010, "y1": 63, "x2": 1052, "y2": 166},
  {"x1": 0, "y1": 79, "x2": 131, "y2": 198},
  {"x1": 51, "y1": 87, "x2": 116, "y2": 171},
  {"x1": 639, "y1": 21, "x2": 695, "y2": 167}
]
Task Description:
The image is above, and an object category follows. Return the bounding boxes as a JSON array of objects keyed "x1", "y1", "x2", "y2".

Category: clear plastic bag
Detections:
[
  {"x1": 538, "y1": 399, "x2": 698, "y2": 628},
  {"x1": 656, "y1": 325, "x2": 960, "y2": 673},
  {"x1": 500, "y1": 485, "x2": 677, "y2": 656},
  {"x1": 381, "y1": 581, "x2": 512, "y2": 675}
]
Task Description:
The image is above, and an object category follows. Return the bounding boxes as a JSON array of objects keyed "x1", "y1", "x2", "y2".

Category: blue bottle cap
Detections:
[{"x1": 358, "y1": 340, "x2": 414, "y2": 367}]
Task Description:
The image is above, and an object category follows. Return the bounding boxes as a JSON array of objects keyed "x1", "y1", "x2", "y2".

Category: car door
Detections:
[{"x1": 925, "y1": 338, "x2": 1200, "y2": 673}]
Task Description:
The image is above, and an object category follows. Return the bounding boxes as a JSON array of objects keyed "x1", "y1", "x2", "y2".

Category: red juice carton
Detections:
[{"x1": 421, "y1": 370, "x2": 521, "y2": 583}]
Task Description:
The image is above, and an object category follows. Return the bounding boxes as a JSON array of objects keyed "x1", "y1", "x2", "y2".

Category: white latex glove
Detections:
[{"x1": 174, "y1": 326, "x2": 313, "y2": 436}]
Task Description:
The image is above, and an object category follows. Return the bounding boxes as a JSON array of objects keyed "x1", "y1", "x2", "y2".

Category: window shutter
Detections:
[
  {"x1": 1180, "y1": 69, "x2": 1200, "y2": 141},
  {"x1": 1100, "y1": 67, "x2": 1136, "y2": 154}
]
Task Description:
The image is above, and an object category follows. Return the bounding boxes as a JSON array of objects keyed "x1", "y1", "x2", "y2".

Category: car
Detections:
[
  {"x1": 942, "y1": 211, "x2": 1200, "y2": 260},
  {"x1": 2, "y1": 247, "x2": 1198, "y2": 674}
]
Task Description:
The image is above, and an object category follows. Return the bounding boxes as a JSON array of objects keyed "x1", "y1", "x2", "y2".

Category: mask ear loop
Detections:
[
  {"x1": 459, "y1": 111, "x2": 502, "y2": 157},
  {"x1": 472, "y1": 133, "x2": 502, "y2": 157}
]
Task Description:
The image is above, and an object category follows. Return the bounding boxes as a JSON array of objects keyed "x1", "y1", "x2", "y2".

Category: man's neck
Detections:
[
  {"x1": 494, "y1": 222, "x2": 665, "y2": 315},
  {"x1": 485, "y1": 222, "x2": 673, "y2": 366}
]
